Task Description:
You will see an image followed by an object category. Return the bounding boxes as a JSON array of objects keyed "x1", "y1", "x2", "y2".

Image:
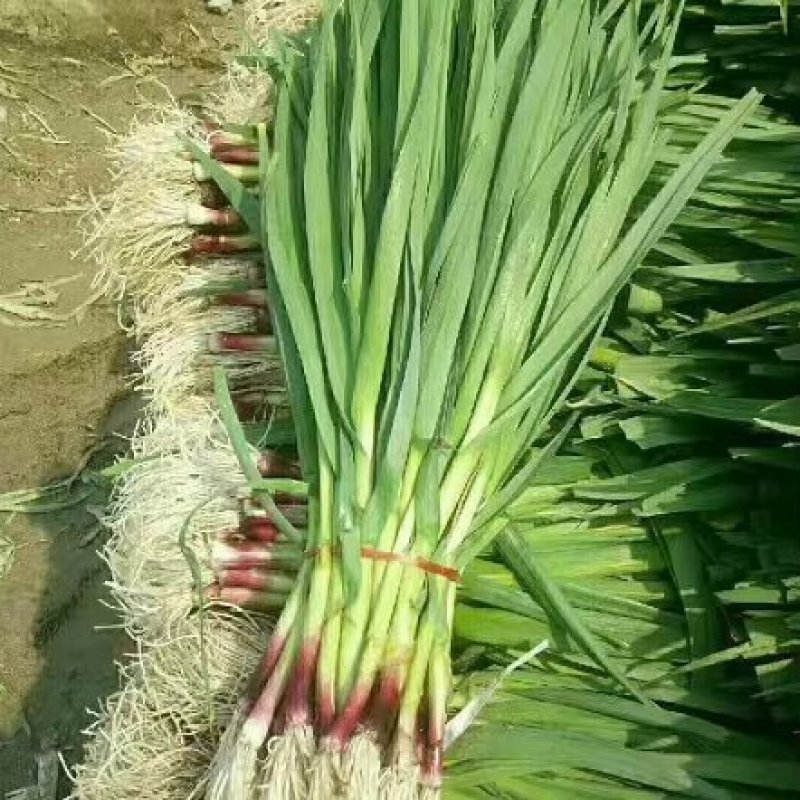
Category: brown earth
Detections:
[{"x1": 0, "y1": 2, "x2": 242, "y2": 794}]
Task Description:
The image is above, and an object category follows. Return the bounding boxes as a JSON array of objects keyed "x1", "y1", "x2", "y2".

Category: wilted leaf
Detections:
[
  {"x1": 0, "y1": 534, "x2": 14, "y2": 579},
  {"x1": 0, "y1": 275, "x2": 83, "y2": 327}
]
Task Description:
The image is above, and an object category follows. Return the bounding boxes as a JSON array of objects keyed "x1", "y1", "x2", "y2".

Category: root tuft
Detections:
[
  {"x1": 244, "y1": 0, "x2": 322, "y2": 45},
  {"x1": 209, "y1": 62, "x2": 273, "y2": 127},
  {"x1": 135, "y1": 613, "x2": 267, "y2": 735},
  {"x1": 133, "y1": 299, "x2": 278, "y2": 415},
  {"x1": 71, "y1": 683, "x2": 206, "y2": 800},
  {"x1": 342, "y1": 731, "x2": 380, "y2": 800},
  {"x1": 258, "y1": 726, "x2": 315, "y2": 800},
  {"x1": 85, "y1": 104, "x2": 205, "y2": 301},
  {"x1": 103, "y1": 403, "x2": 253, "y2": 638},
  {"x1": 205, "y1": 731, "x2": 260, "y2": 800},
  {"x1": 308, "y1": 741, "x2": 344, "y2": 800},
  {"x1": 379, "y1": 766, "x2": 420, "y2": 800},
  {"x1": 71, "y1": 611, "x2": 267, "y2": 800}
]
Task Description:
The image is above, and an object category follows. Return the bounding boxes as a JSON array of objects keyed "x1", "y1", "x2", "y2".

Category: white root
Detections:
[
  {"x1": 71, "y1": 682, "x2": 207, "y2": 800},
  {"x1": 132, "y1": 613, "x2": 267, "y2": 736},
  {"x1": 203, "y1": 697, "x2": 257, "y2": 800},
  {"x1": 244, "y1": 0, "x2": 322, "y2": 45},
  {"x1": 71, "y1": 612, "x2": 267, "y2": 800},
  {"x1": 209, "y1": 61, "x2": 274, "y2": 127},
  {"x1": 133, "y1": 300, "x2": 277, "y2": 415},
  {"x1": 132, "y1": 256, "x2": 260, "y2": 338},
  {"x1": 258, "y1": 726, "x2": 316, "y2": 800},
  {"x1": 166, "y1": 258, "x2": 259, "y2": 303},
  {"x1": 86, "y1": 104, "x2": 208, "y2": 301},
  {"x1": 232, "y1": 0, "x2": 322, "y2": 131},
  {"x1": 378, "y1": 767, "x2": 420, "y2": 800},
  {"x1": 103, "y1": 404, "x2": 254, "y2": 639},
  {"x1": 206, "y1": 715, "x2": 269, "y2": 800},
  {"x1": 111, "y1": 105, "x2": 202, "y2": 179},
  {"x1": 307, "y1": 744, "x2": 343, "y2": 800},
  {"x1": 342, "y1": 732, "x2": 381, "y2": 800},
  {"x1": 87, "y1": 65, "x2": 271, "y2": 303},
  {"x1": 87, "y1": 184, "x2": 197, "y2": 301}
]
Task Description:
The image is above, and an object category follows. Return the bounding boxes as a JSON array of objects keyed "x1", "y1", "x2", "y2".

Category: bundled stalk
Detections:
[
  {"x1": 71, "y1": 6, "x2": 322, "y2": 798},
  {"x1": 89, "y1": 0, "x2": 323, "y2": 307},
  {"x1": 81, "y1": 32, "x2": 299, "y2": 417},
  {"x1": 650, "y1": 91, "x2": 800, "y2": 265},
  {"x1": 446, "y1": 98, "x2": 800, "y2": 785},
  {"x1": 204, "y1": 2, "x2": 760, "y2": 797},
  {"x1": 448, "y1": 445, "x2": 800, "y2": 798},
  {"x1": 454, "y1": 214, "x2": 800, "y2": 795},
  {"x1": 73, "y1": 50, "x2": 308, "y2": 800},
  {"x1": 584, "y1": 162, "x2": 800, "y2": 730},
  {"x1": 83, "y1": 0, "x2": 322, "y2": 728}
]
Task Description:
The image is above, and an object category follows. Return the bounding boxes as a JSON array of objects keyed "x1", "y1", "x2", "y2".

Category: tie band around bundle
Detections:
[{"x1": 304, "y1": 544, "x2": 461, "y2": 583}]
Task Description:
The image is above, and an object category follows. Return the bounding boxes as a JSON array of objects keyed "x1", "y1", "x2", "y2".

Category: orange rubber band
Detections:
[{"x1": 305, "y1": 545, "x2": 461, "y2": 583}]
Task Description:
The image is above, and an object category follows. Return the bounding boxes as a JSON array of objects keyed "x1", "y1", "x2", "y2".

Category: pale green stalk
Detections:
[
  {"x1": 317, "y1": 558, "x2": 344, "y2": 723},
  {"x1": 335, "y1": 560, "x2": 374, "y2": 704},
  {"x1": 393, "y1": 610, "x2": 435, "y2": 765},
  {"x1": 300, "y1": 446, "x2": 334, "y2": 647},
  {"x1": 330, "y1": 507, "x2": 417, "y2": 718},
  {"x1": 380, "y1": 566, "x2": 428, "y2": 693}
]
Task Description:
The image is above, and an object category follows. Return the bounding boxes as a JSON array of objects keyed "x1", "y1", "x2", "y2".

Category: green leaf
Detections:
[
  {"x1": 213, "y1": 367, "x2": 302, "y2": 544},
  {"x1": 447, "y1": 726, "x2": 732, "y2": 799},
  {"x1": 648, "y1": 258, "x2": 800, "y2": 284},
  {"x1": 496, "y1": 525, "x2": 652, "y2": 704},
  {"x1": 264, "y1": 91, "x2": 339, "y2": 465},
  {"x1": 651, "y1": 518, "x2": 726, "y2": 688},
  {"x1": 688, "y1": 288, "x2": 800, "y2": 335},
  {"x1": 661, "y1": 391, "x2": 773, "y2": 424},
  {"x1": 303, "y1": 15, "x2": 354, "y2": 430},
  {"x1": 486, "y1": 91, "x2": 762, "y2": 442},
  {"x1": 755, "y1": 396, "x2": 800, "y2": 437},
  {"x1": 572, "y1": 459, "x2": 733, "y2": 502}
]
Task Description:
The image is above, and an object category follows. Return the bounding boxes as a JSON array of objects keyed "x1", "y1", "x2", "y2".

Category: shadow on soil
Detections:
[{"x1": 0, "y1": 341, "x2": 142, "y2": 798}]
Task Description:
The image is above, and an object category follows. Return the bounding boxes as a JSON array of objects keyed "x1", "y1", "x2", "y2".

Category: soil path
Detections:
[{"x1": 0, "y1": 4, "x2": 240, "y2": 793}]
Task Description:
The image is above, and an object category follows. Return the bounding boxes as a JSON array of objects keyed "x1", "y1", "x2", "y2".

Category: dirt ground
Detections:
[{"x1": 0, "y1": 2, "x2": 242, "y2": 794}]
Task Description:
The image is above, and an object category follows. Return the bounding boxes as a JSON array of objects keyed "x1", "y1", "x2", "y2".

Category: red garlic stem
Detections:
[
  {"x1": 207, "y1": 332, "x2": 275, "y2": 354},
  {"x1": 206, "y1": 127, "x2": 255, "y2": 147},
  {"x1": 186, "y1": 205, "x2": 243, "y2": 229},
  {"x1": 257, "y1": 451, "x2": 302, "y2": 480},
  {"x1": 217, "y1": 568, "x2": 296, "y2": 593},
  {"x1": 216, "y1": 586, "x2": 288, "y2": 611},
  {"x1": 189, "y1": 234, "x2": 259, "y2": 256},
  {"x1": 214, "y1": 290, "x2": 269, "y2": 309},
  {"x1": 212, "y1": 540, "x2": 299, "y2": 569},
  {"x1": 242, "y1": 518, "x2": 282, "y2": 543},
  {"x1": 210, "y1": 144, "x2": 260, "y2": 165}
]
